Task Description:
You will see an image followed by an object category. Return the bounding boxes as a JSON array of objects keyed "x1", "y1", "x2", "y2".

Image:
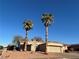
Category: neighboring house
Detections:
[{"x1": 68, "y1": 44, "x2": 79, "y2": 51}]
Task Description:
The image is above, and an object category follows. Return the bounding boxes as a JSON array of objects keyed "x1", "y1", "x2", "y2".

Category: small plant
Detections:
[{"x1": 0, "y1": 45, "x2": 3, "y2": 50}]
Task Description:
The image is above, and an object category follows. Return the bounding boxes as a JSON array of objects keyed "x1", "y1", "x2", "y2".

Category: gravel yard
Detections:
[
  {"x1": 0, "y1": 51, "x2": 2, "y2": 56},
  {"x1": 0, "y1": 51, "x2": 79, "y2": 59}
]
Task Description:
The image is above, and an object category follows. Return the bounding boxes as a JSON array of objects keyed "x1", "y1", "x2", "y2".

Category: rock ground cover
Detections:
[{"x1": 0, "y1": 51, "x2": 79, "y2": 59}]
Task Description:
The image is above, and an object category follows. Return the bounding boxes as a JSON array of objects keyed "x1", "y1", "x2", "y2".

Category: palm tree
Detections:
[
  {"x1": 23, "y1": 20, "x2": 33, "y2": 51},
  {"x1": 41, "y1": 13, "x2": 54, "y2": 54}
]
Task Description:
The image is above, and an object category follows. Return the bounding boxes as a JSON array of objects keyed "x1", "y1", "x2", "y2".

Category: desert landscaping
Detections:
[{"x1": 0, "y1": 50, "x2": 79, "y2": 59}]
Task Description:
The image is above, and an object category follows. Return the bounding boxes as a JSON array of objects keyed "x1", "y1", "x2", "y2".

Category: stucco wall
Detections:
[
  {"x1": 37, "y1": 42, "x2": 64, "y2": 53},
  {"x1": 47, "y1": 46, "x2": 61, "y2": 52}
]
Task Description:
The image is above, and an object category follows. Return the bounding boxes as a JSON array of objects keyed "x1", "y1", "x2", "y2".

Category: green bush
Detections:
[{"x1": 0, "y1": 46, "x2": 3, "y2": 49}]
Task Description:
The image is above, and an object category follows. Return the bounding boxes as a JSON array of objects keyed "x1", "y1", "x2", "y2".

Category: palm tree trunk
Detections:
[
  {"x1": 45, "y1": 26, "x2": 48, "y2": 53},
  {"x1": 26, "y1": 31, "x2": 28, "y2": 40},
  {"x1": 24, "y1": 31, "x2": 28, "y2": 51}
]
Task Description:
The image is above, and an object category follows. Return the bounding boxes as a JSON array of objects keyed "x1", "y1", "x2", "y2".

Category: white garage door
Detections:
[{"x1": 47, "y1": 46, "x2": 61, "y2": 53}]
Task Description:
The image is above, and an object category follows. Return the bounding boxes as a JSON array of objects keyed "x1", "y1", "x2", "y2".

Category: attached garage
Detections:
[
  {"x1": 47, "y1": 42, "x2": 63, "y2": 53},
  {"x1": 37, "y1": 41, "x2": 64, "y2": 53},
  {"x1": 47, "y1": 45, "x2": 62, "y2": 53}
]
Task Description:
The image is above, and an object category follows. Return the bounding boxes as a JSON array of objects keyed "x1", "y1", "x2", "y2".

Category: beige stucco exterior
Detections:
[
  {"x1": 47, "y1": 46, "x2": 62, "y2": 53},
  {"x1": 28, "y1": 40, "x2": 43, "y2": 52},
  {"x1": 46, "y1": 42, "x2": 64, "y2": 53},
  {"x1": 20, "y1": 40, "x2": 67, "y2": 53}
]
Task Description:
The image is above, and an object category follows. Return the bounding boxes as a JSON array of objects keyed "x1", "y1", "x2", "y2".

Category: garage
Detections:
[
  {"x1": 47, "y1": 45, "x2": 61, "y2": 53},
  {"x1": 46, "y1": 41, "x2": 64, "y2": 53}
]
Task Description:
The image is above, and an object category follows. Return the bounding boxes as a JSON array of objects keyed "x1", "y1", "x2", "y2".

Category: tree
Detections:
[
  {"x1": 41, "y1": 13, "x2": 54, "y2": 54},
  {"x1": 7, "y1": 45, "x2": 15, "y2": 50},
  {"x1": 31, "y1": 37, "x2": 43, "y2": 42},
  {"x1": 0, "y1": 45, "x2": 3, "y2": 50},
  {"x1": 23, "y1": 20, "x2": 33, "y2": 51},
  {"x1": 13, "y1": 36, "x2": 24, "y2": 50},
  {"x1": 12, "y1": 36, "x2": 23, "y2": 46}
]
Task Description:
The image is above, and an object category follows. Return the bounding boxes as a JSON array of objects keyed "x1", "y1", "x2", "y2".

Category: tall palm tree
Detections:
[
  {"x1": 23, "y1": 20, "x2": 33, "y2": 51},
  {"x1": 41, "y1": 13, "x2": 54, "y2": 53}
]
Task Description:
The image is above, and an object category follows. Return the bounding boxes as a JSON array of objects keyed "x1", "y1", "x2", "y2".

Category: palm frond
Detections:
[
  {"x1": 23, "y1": 20, "x2": 33, "y2": 31},
  {"x1": 41, "y1": 13, "x2": 54, "y2": 26}
]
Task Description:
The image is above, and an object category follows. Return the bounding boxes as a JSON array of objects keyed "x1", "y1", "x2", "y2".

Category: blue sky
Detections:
[{"x1": 0, "y1": 0, "x2": 79, "y2": 46}]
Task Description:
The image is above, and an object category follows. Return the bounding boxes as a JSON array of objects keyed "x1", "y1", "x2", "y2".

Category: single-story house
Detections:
[
  {"x1": 19, "y1": 40, "x2": 67, "y2": 53},
  {"x1": 68, "y1": 44, "x2": 79, "y2": 51}
]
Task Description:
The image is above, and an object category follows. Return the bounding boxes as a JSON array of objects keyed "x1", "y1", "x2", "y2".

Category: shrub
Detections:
[
  {"x1": 7, "y1": 45, "x2": 15, "y2": 50},
  {"x1": 0, "y1": 46, "x2": 3, "y2": 49}
]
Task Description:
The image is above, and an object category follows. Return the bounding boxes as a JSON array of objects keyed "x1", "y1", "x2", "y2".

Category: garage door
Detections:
[{"x1": 47, "y1": 46, "x2": 61, "y2": 53}]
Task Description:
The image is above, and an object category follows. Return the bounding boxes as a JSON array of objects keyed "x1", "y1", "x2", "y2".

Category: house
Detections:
[
  {"x1": 68, "y1": 44, "x2": 79, "y2": 51},
  {"x1": 19, "y1": 40, "x2": 67, "y2": 53}
]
